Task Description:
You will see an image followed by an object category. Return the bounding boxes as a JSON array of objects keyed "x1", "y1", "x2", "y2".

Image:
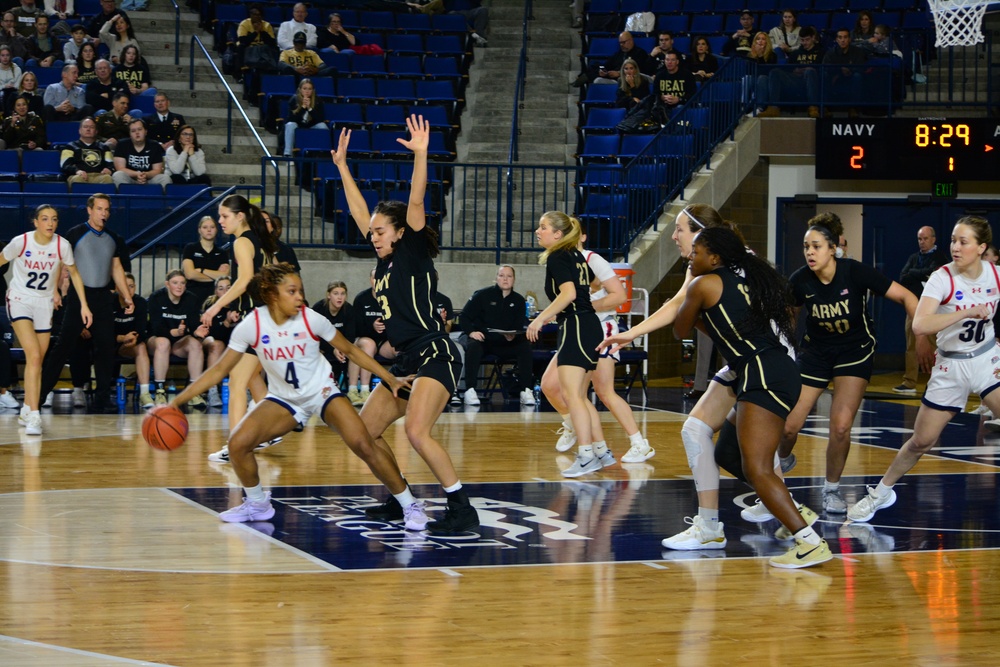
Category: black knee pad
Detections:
[{"x1": 714, "y1": 419, "x2": 748, "y2": 484}]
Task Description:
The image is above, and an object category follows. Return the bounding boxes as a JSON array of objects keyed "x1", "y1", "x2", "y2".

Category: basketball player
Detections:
[
  {"x1": 779, "y1": 213, "x2": 919, "y2": 514},
  {"x1": 527, "y1": 211, "x2": 608, "y2": 478},
  {"x1": 539, "y1": 228, "x2": 653, "y2": 466},
  {"x1": 1, "y1": 205, "x2": 92, "y2": 435},
  {"x1": 201, "y1": 194, "x2": 278, "y2": 463},
  {"x1": 170, "y1": 263, "x2": 424, "y2": 526},
  {"x1": 331, "y1": 115, "x2": 479, "y2": 535},
  {"x1": 850, "y1": 217, "x2": 1000, "y2": 523},
  {"x1": 675, "y1": 226, "x2": 832, "y2": 568}
]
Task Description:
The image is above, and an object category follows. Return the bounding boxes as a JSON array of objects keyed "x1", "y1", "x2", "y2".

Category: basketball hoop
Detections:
[{"x1": 927, "y1": 0, "x2": 991, "y2": 47}]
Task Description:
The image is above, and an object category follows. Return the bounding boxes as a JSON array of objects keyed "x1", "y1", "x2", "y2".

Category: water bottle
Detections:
[
  {"x1": 525, "y1": 300, "x2": 532, "y2": 319},
  {"x1": 221, "y1": 378, "x2": 229, "y2": 414},
  {"x1": 371, "y1": 377, "x2": 381, "y2": 392},
  {"x1": 116, "y1": 376, "x2": 126, "y2": 409},
  {"x1": 533, "y1": 383, "x2": 541, "y2": 405}
]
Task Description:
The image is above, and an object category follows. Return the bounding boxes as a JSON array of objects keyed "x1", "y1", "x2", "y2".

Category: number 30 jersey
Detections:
[
  {"x1": 2, "y1": 232, "x2": 74, "y2": 300},
  {"x1": 788, "y1": 258, "x2": 892, "y2": 351},
  {"x1": 228, "y1": 305, "x2": 339, "y2": 404},
  {"x1": 923, "y1": 260, "x2": 1000, "y2": 353}
]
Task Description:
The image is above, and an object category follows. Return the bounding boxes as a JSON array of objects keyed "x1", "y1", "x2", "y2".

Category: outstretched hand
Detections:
[
  {"x1": 331, "y1": 128, "x2": 352, "y2": 167},
  {"x1": 397, "y1": 114, "x2": 429, "y2": 153}
]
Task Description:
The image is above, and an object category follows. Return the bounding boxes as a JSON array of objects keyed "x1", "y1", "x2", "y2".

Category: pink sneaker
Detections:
[
  {"x1": 403, "y1": 501, "x2": 428, "y2": 531},
  {"x1": 219, "y1": 493, "x2": 275, "y2": 523}
]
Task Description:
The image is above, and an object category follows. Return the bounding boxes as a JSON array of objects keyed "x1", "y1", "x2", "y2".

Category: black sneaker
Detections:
[
  {"x1": 364, "y1": 494, "x2": 403, "y2": 521},
  {"x1": 427, "y1": 502, "x2": 479, "y2": 535}
]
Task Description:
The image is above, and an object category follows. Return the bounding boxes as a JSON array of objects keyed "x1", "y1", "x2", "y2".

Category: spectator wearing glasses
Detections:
[{"x1": 165, "y1": 124, "x2": 210, "y2": 186}]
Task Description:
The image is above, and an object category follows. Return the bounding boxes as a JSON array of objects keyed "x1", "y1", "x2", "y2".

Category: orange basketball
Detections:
[{"x1": 142, "y1": 405, "x2": 188, "y2": 451}]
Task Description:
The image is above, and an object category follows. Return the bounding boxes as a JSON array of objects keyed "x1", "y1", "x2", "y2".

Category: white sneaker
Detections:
[
  {"x1": 25, "y1": 412, "x2": 42, "y2": 436},
  {"x1": 463, "y1": 387, "x2": 480, "y2": 406},
  {"x1": 403, "y1": 501, "x2": 429, "y2": 531},
  {"x1": 519, "y1": 388, "x2": 535, "y2": 405},
  {"x1": 0, "y1": 391, "x2": 19, "y2": 409},
  {"x1": 554, "y1": 425, "x2": 576, "y2": 452},
  {"x1": 219, "y1": 492, "x2": 275, "y2": 523},
  {"x1": 596, "y1": 448, "x2": 616, "y2": 468},
  {"x1": 740, "y1": 499, "x2": 775, "y2": 523},
  {"x1": 207, "y1": 446, "x2": 230, "y2": 463},
  {"x1": 255, "y1": 436, "x2": 283, "y2": 451},
  {"x1": 18, "y1": 405, "x2": 29, "y2": 426},
  {"x1": 661, "y1": 516, "x2": 727, "y2": 551},
  {"x1": 985, "y1": 418, "x2": 1000, "y2": 432},
  {"x1": 823, "y1": 489, "x2": 847, "y2": 513},
  {"x1": 847, "y1": 485, "x2": 897, "y2": 523},
  {"x1": 41, "y1": 392, "x2": 52, "y2": 408},
  {"x1": 207, "y1": 386, "x2": 222, "y2": 408},
  {"x1": 71, "y1": 387, "x2": 87, "y2": 407},
  {"x1": 621, "y1": 439, "x2": 654, "y2": 463},
  {"x1": 560, "y1": 452, "x2": 603, "y2": 478},
  {"x1": 471, "y1": 32, "x2": 487, "y2": 47}
]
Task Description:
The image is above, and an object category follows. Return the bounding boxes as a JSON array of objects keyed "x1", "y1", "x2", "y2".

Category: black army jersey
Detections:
[
  {"x1": 701, "y1": 267, "x2": 785, "y2": 367},
  {"x1": 373, "y1": 225, "x2": 446, "y2": 351},
  {"x1": 544, "y1": 248, "x2": 597, "y2": 322}
]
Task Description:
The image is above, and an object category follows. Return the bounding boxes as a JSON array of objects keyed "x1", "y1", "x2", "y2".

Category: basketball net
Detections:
[{"x1": 927, "y1": 0, "x2": 991, "y2": 47}]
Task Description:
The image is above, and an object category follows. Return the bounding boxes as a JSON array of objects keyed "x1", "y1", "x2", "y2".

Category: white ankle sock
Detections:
[
  {"x1": 875, "y1": 481, "x2": 893, "y2": 497},
  {"x1": 823, "y1": 480, "x2": 840, "y2": 493},
  {"x1": 794, "y1": 526, "x2": 821, "y2": 546},
  {"x1": 245, "y1": 484, "x2": 267, "y2": 504},
  {"x1": 393, "y1": 488, "x2": 416, "y2": 508},
  {"x1": 628, "y1": 432, "x2": 645, "y2": 447},
  {"x1": 578, "y1": 445, "x2": 594, "y2": 460},
  {"x1": 698, "y1": 507, "x2": 719, "y2": 526},
  {"x1": 592, "y1": 440, "x2": 608, "y2": 457}
]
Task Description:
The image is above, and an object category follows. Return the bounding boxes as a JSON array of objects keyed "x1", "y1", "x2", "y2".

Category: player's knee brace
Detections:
[{"x1": 681, "y1": 416, "x2": 719, "y2": 492}]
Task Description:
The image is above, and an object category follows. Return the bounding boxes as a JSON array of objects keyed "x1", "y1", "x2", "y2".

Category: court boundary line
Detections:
[{"x1": 0, "y1": 633, "x2": 180, "y2": 665}]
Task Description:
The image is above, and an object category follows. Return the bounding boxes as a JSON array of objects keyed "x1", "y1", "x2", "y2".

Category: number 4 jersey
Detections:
[
  {"x1": 2, "y1": 232, "x2": 74, "y2": 300},
  {"x1": 228, "y1": 305, "x2": 339, "y2": 405},
  {"x1": 924, "y1": 260, "x2": 1000, "y2": 353}
]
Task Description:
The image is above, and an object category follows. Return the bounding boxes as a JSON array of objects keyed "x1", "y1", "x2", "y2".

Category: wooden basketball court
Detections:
[{"x1": 1, "y1": 383, "x2": 999, "y2": 666}]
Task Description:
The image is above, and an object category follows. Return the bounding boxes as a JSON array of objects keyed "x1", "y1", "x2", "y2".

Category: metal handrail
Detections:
[
  {"x1": 503, "y1": 0, "x2": 533, "y2": 263},
  {"x1": 169, "y1": 0, "x2": 180, "y2": 65},
  {"x1": 188, "y1": 35, "x2": 279, "y2": 208},
  {"x1": 129, "y1": 186, "x2": 242, "y2": 259}
]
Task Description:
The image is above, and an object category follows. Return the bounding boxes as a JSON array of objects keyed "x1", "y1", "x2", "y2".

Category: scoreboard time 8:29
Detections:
[{"x1": 814, "y1": 118, "x2": 999, "y2": 180}]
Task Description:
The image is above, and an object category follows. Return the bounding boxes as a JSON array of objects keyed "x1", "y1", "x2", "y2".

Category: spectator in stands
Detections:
[
  {"x1": 0, "y1": 44, "x2": 23, "y2": 94},
  {"x1": 200, "y1": 275, "x2": 233, "y2": 408},
  {"x1": 182, "y1": 215, "x2": 230, "y2": 306},
  {"x1": 39, "y1": 193, "x2": 132, "y2": 415},
  {"x1": 459, "y1": 265, "x2": 533, "y2": 406},
  {"x1": 616, "y1": 58, "x2": 649, "y2": 110},
  {"x1": 147, "y1": 92, "x2": 184, "y2": 149},
  {"x1": 114, "y1": 44, "x2": 151, "y2": 95},
  {"x1": 165, "y1": 124, "x2": 210, "y2": 186},
  {"x1": 282, "y1": 77, "x2": 327, "y2": 157},
  {"x1": 7, "y1": 70, "x2": 43, "y2": 116},
  {"x1": 99, "y1": 12, "x2": 138, "y2": 65},
  {"x1": 279, "y1": 32, "x2": 334, "y2": 81},
  {"x1": 651, "y1": 52, "x2": 697, "y2": 123},
  {"x1": 722, "y1": 10, "x2": 755, "y2": 57},
  {"x1": 895, "y1": 226, "x2": 947, "y2": 395},
  {"x1": 824, "y1": 28, "x2": 866, "y2": 116},
  {"x1": 347, "y1": 267, "x2": 396, "y2": 406},
  {"x1": 317, "y1": 12, "x2": 355, "y2": 53},
  {"x1": 45, "y1": 0, "x2": 75, "y2": 26},
  {"x1": 312, "y1": 280, "x2": 356, "y2": 385},
  {"x1": 87, "y1": 0, "x2": 127, "y2": 44},
  {"x1": 95, "y1": 91, "x2": 131, "y2": 147},
  {"x1": 760, "y1": 27, "x2": 824, "y2": 118},
  {"x1": 746, "y1": 31, "x2": 776, "y2": 112},
  {"x1": 114, "y1": 271, "x2": 154, "y2": 409},
  {"x1": 146, "y1": 269, "x2": 209, "y2": 407},
  {"x1": 236, "y1": 4, "x2": 276, "y2": 77},
  {"x1": 589, "y1": 31, "x2": 653, "y2": 86},
  {"x1": 85, "y1": 59, "x2": 128, "y2": 113},
  {"x1": 112, "y1": 117, "x2": 171, "y2": 188},
  {"x1": 11, "y1": 0, "x2": 43, "y2": 37},
  {"x1": 851, "y1": 11, "x2": 877, "y2": 50},
  {"x1": 868, "y1": 24, "x2": 901, "y2": 57},
  {"x1": 276, "y1": 3, "x2": 316, "y2": 52},
  {"x1": 768, "y1": 8, "x2": 801, "y2": 58},
  {"x1": 689, "y1": 36, "x2": 719, "y2": 82},
  {"x1": 61, "y1": 116, "x2": 114, "y2": 184},
  {"x1": 262, "y1": 210, "x2": 300, "y2": 273},
  {"x1": 1, "y1": 12, "x2": 29, "y2": 61},
  {"x1": 984, "y1": 246, "x2": 999, "y2": 265},
  {"x1": 74, "y1": 42, "x2": 99, "y2": 84},
  {"x1": 0, "y1": 93, "x2": 46, "y2": 150},
  {"x1": 25, "y1": 14, "x2": 60, "y2": 67},
  {"x1": 43, "y1": 63, "x2": 93, "y2": 122},
  {"x1": 648, "y1": 31, "x2": 686, "y2": 73},
  {"x1": 63, "y1": 24, "x2": 91, "y2": 62},
  {"x1": 448, "y1": 0, "x2": 488, "y2": 48}
]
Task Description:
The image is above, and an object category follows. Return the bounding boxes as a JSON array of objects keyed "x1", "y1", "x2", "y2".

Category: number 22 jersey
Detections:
[
  {"x1": 2, "y1": 232, "x2": 74, "y2": 300},
  {"x1": 923, "y1": 260, "x2": 1000, "y2": 353}
]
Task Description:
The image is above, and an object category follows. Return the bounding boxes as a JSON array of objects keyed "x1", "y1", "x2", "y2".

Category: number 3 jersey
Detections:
[
  {"x1": 923, "y1": 260, "x2": 1000, "y2": 353},
  {"x1": 788, "y1": 257, "x2": 892, "y2": 351},
  {"x1": 1, "y1": 232, "x2": 74, "y2": 300},
  {"x1": 228, "y1": 305, "x2": 339, "y2": 404}
]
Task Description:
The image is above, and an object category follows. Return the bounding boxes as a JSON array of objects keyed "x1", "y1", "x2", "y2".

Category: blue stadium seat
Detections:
[
  {"x1": 337, "y1": 78, "x2": 378, "y2": 104},
  {"x1": 320, "y1": 51, "x2": 352, "y2": 75},
  {"x1": 357, "y1": 162, "x2": 398, "y2": 187},
  {"x1": 327, "y1": 102, "x2": 365, "y2": 129},
  {"x1": 657, "y1": 15, "x2": 690, "y2": 36},
  {"x1": 415, "y1": 80, "x2": 458, "y2": 106},
  {"x1": 352, "y1": 54, "x2": 388, "y2": 78},
  {"x1": 579, "y1": 83, "x2": 619, "y2": 113},
  {"x1": 387, "y1": 55, "x2": 424, "y2": 79},
  {"x1": 587, "y1": 0, "x2": 619, "y2": 14},
  {"x1": 70, "y1": 182, "x2": 115, "y2": 196},
  {"x1": 579, "y1": 164, "x2": 624, "y2": 190},
  {"x1": 46, "y1": 122, "x2": 79, "y2": 148},
  {"x1": 22, "y1": 151, "x2": 63, "y2": 180},
  {"x1": 387, "y1": 34, "x2": 425, "y2": 56},
  {"x1": 580, "y1": 107, "x2": 626, "y2": 138},
  {"x1": 118, "y1": 183, "x2": 166, "y2": 208},
  {"x1": 577, "y1": 135, "x2": 620, "y2": 163},
  {"x1": 689, "y1": 15, "x2": 724, "y2": 36},
  {"x1": 430, "y1": 14, "x2": 469, "y2": 36},
  {"x1": 293, "y1": 128, "x2": 333, "y2": 156},
  {"x1": 618, "y1": 134, "x2": 655, "y2": 161},
  {"x1": 410, "y1": 104, "x2": 455, "y2": 133},
  {"x1": 425, "y1": 35, "x2": 466, "y2": 58},
  {"x1": 376, "y1": 79, "x2": 417, "y2": 104},
  {"x1": 311, "y1": 77, "x2": 336, "y2": 100},
  {"x1": 585, "y1": 37, "x2": 620, "y2": 66},
  {"x1": 165, "y1": 184, "x2": 212, "y2": 203},
  {"x1": 343, "y1": 128, "x2": 372, "y2": 157},
  {"x1": 366, "y1": 104, "x2": 408, "y2": 129},
  {"x1": 618, "y1": 0, "x2": 650, "y2": 15},
  {"x1": 423, "y1": 56, "x2": 462, "y2": 80},
  {"x1": 680, "y1": 0, "x2": 713, "y2": 13},
  {"x1": 360, "y1": 11, "x2": 396, "y2": 33},
  {"x1": 395, "y1": 12, "x2": 432, "y2": 33},
  {"x1": 372, "y1": 130, "x2": 409, "y2": 158}
]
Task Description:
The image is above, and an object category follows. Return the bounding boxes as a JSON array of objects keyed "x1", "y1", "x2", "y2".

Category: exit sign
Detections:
[{"x1": 932, "y1": 181, "x2": 958, "y2": 199}]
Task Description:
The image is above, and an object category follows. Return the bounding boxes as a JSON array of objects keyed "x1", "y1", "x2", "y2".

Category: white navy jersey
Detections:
[
  {"x1": 1, "y1": 232, "x2": 73, "y2": 299},
  {"x1": 923, "y1": 260, "x2": 1000, "y2": 353},
  {"x1": 583, "y1": 250, "x2": 619, "y2": 323},
  {"x1": 228, "y1": 305, "x2": 339, "y2": 404}
]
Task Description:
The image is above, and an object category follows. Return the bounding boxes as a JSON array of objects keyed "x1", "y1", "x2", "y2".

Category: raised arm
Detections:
[
  {"x1": 398, "y1": 114, "x2": 428, "y2": 232},
  {"x1": 331, "y1": 128, "x2": 372, "y2": 237}
]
